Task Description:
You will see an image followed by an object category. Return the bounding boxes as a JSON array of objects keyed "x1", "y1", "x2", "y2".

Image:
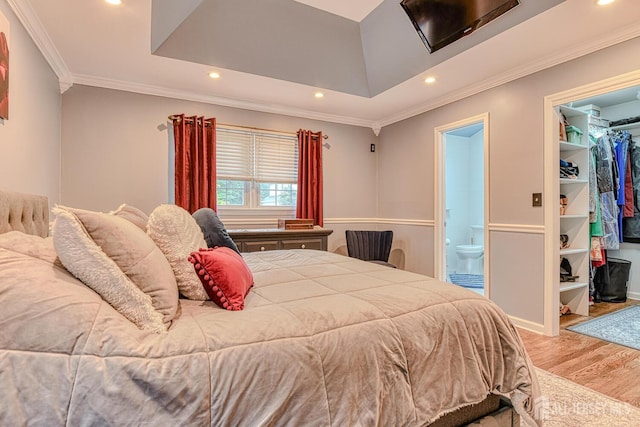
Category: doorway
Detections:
[
  {"x1": 435, "y1": 113, "x2": 490, "y2": 297},
  {"x1": 543, "y1": 70, "x2": 640, "y2": 336}
]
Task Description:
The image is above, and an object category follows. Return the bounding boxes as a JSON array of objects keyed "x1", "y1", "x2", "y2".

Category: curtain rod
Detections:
[{"x1": 168, "y1": 115, "x2": 329, "y2": 139}]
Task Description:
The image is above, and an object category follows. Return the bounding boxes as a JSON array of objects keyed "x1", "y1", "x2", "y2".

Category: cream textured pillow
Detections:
[
  {"x1": 51, "y1": 205, "x2": 178, "y2": 333},
  {"x1": 109, "y1": 203, "x2": 149, "y2": 231},
  {"x1": 147, "y1": 204, "x2": 209, "y2": 300}
]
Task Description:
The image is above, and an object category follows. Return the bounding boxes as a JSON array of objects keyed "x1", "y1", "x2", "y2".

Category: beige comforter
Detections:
[{"x1": 0, "y1": 233, "x2": 540, "y2": 426}]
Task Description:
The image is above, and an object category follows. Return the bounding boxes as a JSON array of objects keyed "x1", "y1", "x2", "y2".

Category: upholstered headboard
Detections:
[{"x1": 0, "y1": 190, "x2": 49, "y2": 237}]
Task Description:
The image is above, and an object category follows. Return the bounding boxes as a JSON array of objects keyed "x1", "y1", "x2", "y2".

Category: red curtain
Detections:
[
  {"x1": 171, "y1": 114, "x2": 216, "y2": 213},
  {"x1": 296, "y1": 129, "x2": 323, "y2": 226}
]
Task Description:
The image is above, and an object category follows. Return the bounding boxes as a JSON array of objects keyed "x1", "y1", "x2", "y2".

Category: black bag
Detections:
[
  {"x1": 594, "y1": 258, "x2": 631, "y2": 303},
  {"x1": 560, "y1": 257, "x2": 578, "y2": 282}
]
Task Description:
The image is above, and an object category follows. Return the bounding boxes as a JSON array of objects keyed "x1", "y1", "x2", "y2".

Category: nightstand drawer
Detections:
[
  {"x1": 280, "y1": 239, "x2": 323, "y2": 250},
  {"x1": 243, "y1": 240, "x2": 279, "y2": 252}
]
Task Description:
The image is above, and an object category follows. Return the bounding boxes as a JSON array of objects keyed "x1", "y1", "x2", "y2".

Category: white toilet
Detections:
[{"x1": 455, "y1": 225, "x2": 484, "y2": 275}]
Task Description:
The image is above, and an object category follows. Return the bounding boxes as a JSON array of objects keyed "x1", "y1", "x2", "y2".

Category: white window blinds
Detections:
[
  {"x1": 255, "y1": 134, "x2": 298, "y2": 182},
  {"x1": 216, "y1": 127, "x2": 298, "y2": 183},
  {"x1": 216, "y1": 128, "x2": 253, "y2": 180}
]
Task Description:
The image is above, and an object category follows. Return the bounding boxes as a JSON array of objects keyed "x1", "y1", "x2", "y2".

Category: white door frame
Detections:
[
  {"x1": 543, "y1": 69, "x2": 640, "y2": 336},
  {"x1": 434, "y1": 113, "x2": 490, "y2": 296}
]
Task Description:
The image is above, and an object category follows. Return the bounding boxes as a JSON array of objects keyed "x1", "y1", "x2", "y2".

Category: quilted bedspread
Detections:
[{"x1": 0, "y1": 236, "x2": 540, "y2": 426}]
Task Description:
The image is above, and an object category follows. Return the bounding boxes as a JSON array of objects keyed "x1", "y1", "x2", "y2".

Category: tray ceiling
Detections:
[{"x1": 150, "y1": 0, "x2": 562, "y2": 97}]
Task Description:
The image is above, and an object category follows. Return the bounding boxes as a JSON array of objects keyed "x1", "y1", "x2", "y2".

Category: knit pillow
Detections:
[
  {"x1": 147, "y1": 204, "x2": 210, "y2": 300},
  {"x1": 51, "y1": 206, "x2": 178, "y2": 333}
]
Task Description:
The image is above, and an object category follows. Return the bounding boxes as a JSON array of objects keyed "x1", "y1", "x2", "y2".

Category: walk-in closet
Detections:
[{"x1": 557, "y1": 84, "x2": 640, "y2": 323}]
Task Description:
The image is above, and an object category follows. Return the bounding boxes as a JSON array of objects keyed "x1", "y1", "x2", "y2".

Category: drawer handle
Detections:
[
  {"x1": 260, "y1": 246, "x2": 266, "y2": 251},
  {"x1": 301, "y1": 244, "x2": 306, "y2": 249}
]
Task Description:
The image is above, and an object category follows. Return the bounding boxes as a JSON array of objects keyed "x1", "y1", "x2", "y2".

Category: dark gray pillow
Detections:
[{"x1": 192, "y1": 208, "x2": 240, "y2": 254}]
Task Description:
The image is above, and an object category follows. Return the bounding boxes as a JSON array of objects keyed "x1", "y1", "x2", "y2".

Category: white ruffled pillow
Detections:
[
  {"x1": 51, "y1": 205, "x2": 178, "y2": 333},
  {"x1": 147, "y1": 204, "x2": 210, "y2": 300}
]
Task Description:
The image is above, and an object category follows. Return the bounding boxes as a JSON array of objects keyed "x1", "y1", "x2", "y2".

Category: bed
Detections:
[{"x1": 0, "y1": 189, "x2": 540, "y2": 426}]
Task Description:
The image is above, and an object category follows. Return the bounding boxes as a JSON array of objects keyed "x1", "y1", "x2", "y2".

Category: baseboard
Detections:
[{"x1": 508, "y1": 315, "x2": 546, "y2": 335}]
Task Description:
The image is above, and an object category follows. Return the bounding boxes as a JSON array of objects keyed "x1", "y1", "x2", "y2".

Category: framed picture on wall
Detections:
[{"x1": 0, "y1": 9, "x2": 9, "y2": 120}]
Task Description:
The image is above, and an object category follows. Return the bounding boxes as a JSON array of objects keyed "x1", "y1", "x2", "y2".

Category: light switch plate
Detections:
[{"x1": 532, "y1": 193, "x2": 542, "y2": 207}]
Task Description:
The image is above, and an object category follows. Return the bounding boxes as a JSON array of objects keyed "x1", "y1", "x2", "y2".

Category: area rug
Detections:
[
  {"x1": 566, "y1": 305, "x2": 640, "y2": 350},
  {"x1": 448, "y1": 273, "x2": 483, "y2": 289},
  {"x1": 528, "y1": 367, "x2": 640, "y2": 426}
]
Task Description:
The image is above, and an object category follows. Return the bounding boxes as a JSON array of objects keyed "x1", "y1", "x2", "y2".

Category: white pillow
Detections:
[
  {"x1": 51, "y1": 206, "x2": 178, "y2": 333},
  {"x1": 147, "y1": 204, "x2": 209, "y2": 300}
]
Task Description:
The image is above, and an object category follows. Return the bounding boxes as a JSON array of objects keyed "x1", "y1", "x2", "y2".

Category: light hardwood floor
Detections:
[{"x1": 518, "y1": 300, "x2": 640, "y2": 407}]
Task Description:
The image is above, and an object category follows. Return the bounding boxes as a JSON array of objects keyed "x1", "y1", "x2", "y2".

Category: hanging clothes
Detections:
[
  {"x1": 590, "y1": 236, "x2": 606, "y2": 267},
  {"x1": 624, "y1": 152, "x2": 634, "y2": 217},
  {"x1": 589, "y1": 136, "x2": 604, "y2": 236},
  {"x1": 614, "y1": 131, "x2": 630, "y2": 241},
  {"x1": 623, "y1": 138, "x2": 640, "y2": 241},
  {"x1": 594, "y1": 134, "x2": 620, "y2": 250}
]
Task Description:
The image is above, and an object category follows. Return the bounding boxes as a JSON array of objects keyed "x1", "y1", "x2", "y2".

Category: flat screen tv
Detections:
[{"x1": 400, "y1": 0, "x2": 520, "y2": 53}]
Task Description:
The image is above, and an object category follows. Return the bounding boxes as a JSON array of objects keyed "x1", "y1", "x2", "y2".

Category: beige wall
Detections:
[
  {"x1": 378, "y1": 36, "x2": 640, "y2": 326},
  {"x1": 60, "y1": 85, "x2": 379, "y2": 233},
  {"x1": 0, "y1": 1, "x2": 61, "y2": 204}
]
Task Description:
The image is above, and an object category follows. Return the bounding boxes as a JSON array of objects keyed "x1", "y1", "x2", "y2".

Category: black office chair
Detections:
[{"x1": 345, "y1": 230, "x2": 396, "y2": 268}]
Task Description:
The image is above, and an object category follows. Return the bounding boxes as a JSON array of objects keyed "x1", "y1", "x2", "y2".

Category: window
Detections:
[{"x1": 216, "y1": 126, "x2": 298, "y2": 210}]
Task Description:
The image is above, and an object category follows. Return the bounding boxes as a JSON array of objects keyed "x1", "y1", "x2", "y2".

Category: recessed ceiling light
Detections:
[
  {"x1": 105, "y1": 0, "x2": 122, "y2": 5},
  {"x1": 314, "y1": 92, "x2": 324, "y2": 99},
  {"x1": 424, "y1": 76, "x2": 436, "y2": 84},
  {"x1": 208, "y1": 71, "x2": 220, "y2": 79},
  {"x1": 596, "y1": 0, "x2": 615, "y2": 5}
]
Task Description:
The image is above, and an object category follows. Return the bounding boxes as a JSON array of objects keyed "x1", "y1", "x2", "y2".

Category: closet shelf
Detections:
[
  {"x1": 560, "y1": 214, "x2": 589, "y2": 220},
  {"x1": 559, "y1": 178, "x2": 588, "y2": 185},
  {"x1": 610, "y1": 122, "x2": 640, "y2": 131},
  {"x1": 560, "y1": 141, "x2": 588, "y2": 151},
  {"x1": 560, "y1": 281, "x2": 588, "y2": 292},
  {"x1": 560, "y1": 248, "x2": 588, "y2": 256}
]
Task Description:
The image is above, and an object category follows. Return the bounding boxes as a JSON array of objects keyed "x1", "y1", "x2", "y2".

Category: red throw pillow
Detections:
[{"x1": 188, "y1": 247, "x2": 254, "y2": 310}]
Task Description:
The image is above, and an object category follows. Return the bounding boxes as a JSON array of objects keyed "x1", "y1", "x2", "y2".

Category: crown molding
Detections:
[
  {"x1": 6, "y1": 0, "x2": 372, "y2": 130},
  {"x1": 84, "y1": 18, "x2": 637, "y2": 132},
  {"x1": 379, "y1": 21, "x2": 640, "y2": 128},
  {"x1": 7, "y1": 0, "x2": 72, "y2": 92},
  {"x1": 71, "y1": 73, "x2": 378, "y2": 130},
  {"x1": 10, "y1": 0, "x2": 640, "y2": 132}
]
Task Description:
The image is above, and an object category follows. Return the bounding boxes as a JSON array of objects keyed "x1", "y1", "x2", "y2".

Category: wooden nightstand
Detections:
[{"x1": 227, "y1": 227, "x2": 333, "y2": 253}]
